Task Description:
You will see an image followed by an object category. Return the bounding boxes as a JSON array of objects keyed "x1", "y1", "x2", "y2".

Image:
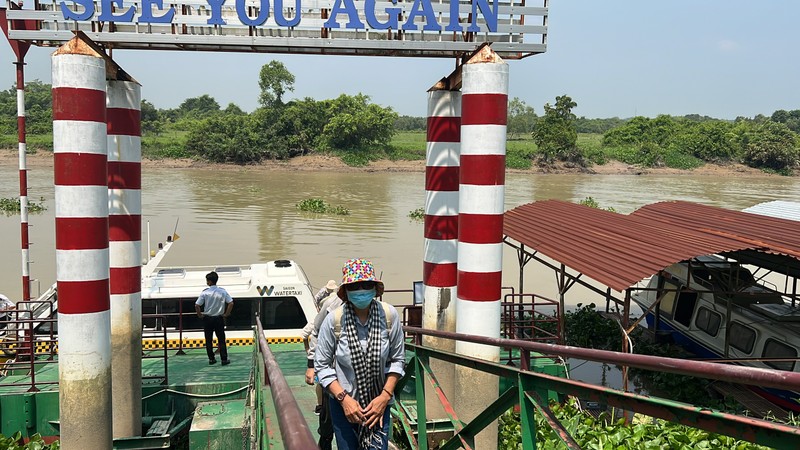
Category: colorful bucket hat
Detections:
[{"x1": 337, "y1": 258, "x2": 385, "y2": 300}]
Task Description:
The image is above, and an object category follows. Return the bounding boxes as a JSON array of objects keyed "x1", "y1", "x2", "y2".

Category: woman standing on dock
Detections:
[{"x1": 315, "y1": 258, "x2": 405, "y2": 450}]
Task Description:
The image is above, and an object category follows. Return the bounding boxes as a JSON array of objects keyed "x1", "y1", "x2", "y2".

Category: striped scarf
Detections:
[{"x1": 343, "y1": 301, "x2": 385, "y2": 449}]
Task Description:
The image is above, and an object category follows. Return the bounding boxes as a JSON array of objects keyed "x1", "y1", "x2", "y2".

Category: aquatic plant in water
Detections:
[
  {"x1": 296, "y1": 198, "x2": 350, "y2": 215},
  {"x1": 407, "y1": 207, "x2": 424, "y2": 221},
  {"x1": 0, "y1": 197, "x2": 47, "y2": 215}
]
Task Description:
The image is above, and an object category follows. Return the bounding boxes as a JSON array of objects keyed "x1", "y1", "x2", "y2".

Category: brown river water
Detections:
[
  {"x1": 2, "y1": 166, "x2": 799, "y2": 304},
  {"x1": 2, "y1": 165, "x2": 799, "y2": 388}
]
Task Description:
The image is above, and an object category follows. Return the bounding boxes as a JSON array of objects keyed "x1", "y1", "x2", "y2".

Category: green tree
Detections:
[
  {"x1": 224, "y1": 103, "x2": 246, "y2": 115},
  {"x1": 185, "y1": 115, "x2": 268, "y2": 164},
  {"x1": 175, "y1": 94, "x2": 220, "y2": 119},
  {"x1": 507, "y1": 97, "x2": 537, "y2": 139},
  {"x1": 737, "y1": 121, "x2": 799, "y2": 172},
  {"x1": 0, "y1": 80, "x2": 53, "y2": 135},
  {"x1": 140, "y1": 99, "x2": 163, "y2": 135},
  {"x1": 258, "y1": 60, "x2": 295, "y2": 109},
  {"x1": 531, "y1": 95, "x2": 579, "y2": 163},
  {"x1": 275, "y1": 97, "x2": 330, "y2": 154},
  {"x1": 675, "y1": 121, "x2": 737, "y2": 162},
  {"x1": 321, "y1": 94, "x2": 397, "y2": 151}
]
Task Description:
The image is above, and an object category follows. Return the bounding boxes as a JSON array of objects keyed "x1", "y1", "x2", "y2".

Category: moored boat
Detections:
[{"x1": 633, "y1": 255, "x2": 800, "y2": 411}]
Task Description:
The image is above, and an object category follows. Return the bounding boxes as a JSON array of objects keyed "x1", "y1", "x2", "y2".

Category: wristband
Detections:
[
  {"x1": 382, "y1": 388, "x2": 393, "y2": 397},
  {"x1": 307, "y1": 359, "x2": 314, "y2": 369}
]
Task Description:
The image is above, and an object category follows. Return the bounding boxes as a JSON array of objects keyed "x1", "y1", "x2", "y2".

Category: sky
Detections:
[{"x1": 1, "y1": 1, "x2": 799, "y2": 119}]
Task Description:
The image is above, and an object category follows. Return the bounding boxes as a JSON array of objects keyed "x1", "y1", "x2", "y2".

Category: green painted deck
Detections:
[{"x1": 0, "y1": 343, "x2": 325, "y2": 446}]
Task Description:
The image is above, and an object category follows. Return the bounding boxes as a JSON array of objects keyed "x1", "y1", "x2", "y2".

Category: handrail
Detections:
[
  {"x1": 254, "y1": 316, "x2": 317, "y2": 450},
  {"x1": 404, "y1": 326, "x2": 800, "y2": 392}
]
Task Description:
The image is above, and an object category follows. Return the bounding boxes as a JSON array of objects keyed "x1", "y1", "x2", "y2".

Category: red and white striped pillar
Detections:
[
  {"x1": 422, "y1": 88, "x2": 460, "y2": 415},
  {"x1": 108, "y1": 79, "x2": 143, "y2": 438},
  {"x1": 454, "y1": 53, "x2": 508, "y2": 449},
  {"x1": 16, "y1": 59, "x2": 31, "y2": 302},
  {"x1": 53, "y1": 48, "x2": 113, "y2": 448}
]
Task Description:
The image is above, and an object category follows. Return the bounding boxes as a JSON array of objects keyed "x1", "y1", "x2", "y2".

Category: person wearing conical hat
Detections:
[{"x1": 315, "y1": 258, "x2": 405, "y2": 450}]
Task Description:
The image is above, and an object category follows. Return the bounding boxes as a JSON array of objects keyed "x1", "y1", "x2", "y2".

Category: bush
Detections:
[{"x1": 738, "y1": 121, "x2": 799, "y2": 172}]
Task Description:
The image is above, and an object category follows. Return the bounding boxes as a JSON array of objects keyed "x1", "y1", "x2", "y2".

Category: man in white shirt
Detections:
[
  {"x1": 0, "y1": 294, "x2": 13, "y2": 330},
  {"x1": 195, "y1": 272, "x2": 234, "y2": 365}
]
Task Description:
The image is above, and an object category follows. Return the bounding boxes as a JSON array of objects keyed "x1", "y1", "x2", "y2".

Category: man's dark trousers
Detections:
[
  {"x1": 203, "y1": 315, "x2": 227, "y2": 361},
  {"x1": 318, "y1": 393, "x2": 334, "y2": 450}
]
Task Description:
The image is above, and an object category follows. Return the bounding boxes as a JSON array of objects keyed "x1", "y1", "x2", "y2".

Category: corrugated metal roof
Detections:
[
  {"x1": 743, "y1": 200, "x2": 800, "y2": 223},
  {"x1": 631, "y1": 201, "x2": 800, "y2": 260},
  {"x1": 503, "y1": 200, "x2": 765, "y2": 292}
]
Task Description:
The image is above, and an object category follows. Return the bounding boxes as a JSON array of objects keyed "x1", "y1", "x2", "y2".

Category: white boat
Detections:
[
  {"x1": 15, "y1": 238, "x2": 317, "y2": 350},
  {"x1": 632, "y1": 255, "x2": 800, "y2": 412}
]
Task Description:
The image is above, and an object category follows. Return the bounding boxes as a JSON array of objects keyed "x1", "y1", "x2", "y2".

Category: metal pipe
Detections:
[
  {"x1": 404, "y1": 326, "x2": 800, "y2": 392},
  {"x1": 255, "y1": 317, "x2": 317, "y2": 450}
]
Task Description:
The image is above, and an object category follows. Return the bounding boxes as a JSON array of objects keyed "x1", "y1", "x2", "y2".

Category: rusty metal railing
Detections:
[
  {"x1": 401, "y1": 326, "x2": 800, "y2": 450},
  {"x1": 254, "y1": 315, "x2": 317, "y2": 450}
]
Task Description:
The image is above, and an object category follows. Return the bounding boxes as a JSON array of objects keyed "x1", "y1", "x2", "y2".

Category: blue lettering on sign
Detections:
[
  {"x1": 98, "y1": 0, "x2": 136, "y2": 22},
  {"x1": 206, "y1": 0, "x2": 227, "y2": 25},
  {"x1": 58, "y1": 0, "x2": 499, "y2": 33}
]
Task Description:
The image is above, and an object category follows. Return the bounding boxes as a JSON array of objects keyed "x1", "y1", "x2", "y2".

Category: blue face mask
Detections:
[{"x1": 347, "y1": 288, "x2": 376, "y2": 309}]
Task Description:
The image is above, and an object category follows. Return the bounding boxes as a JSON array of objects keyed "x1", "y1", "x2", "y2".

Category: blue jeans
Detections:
[{"x1": 329, "y1": 397, "x2": 392, "y2": 450}]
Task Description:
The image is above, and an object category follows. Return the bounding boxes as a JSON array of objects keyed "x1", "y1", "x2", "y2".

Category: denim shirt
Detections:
[{"x1": 314, "y1": 302, "x2": 405, "y2": 403}]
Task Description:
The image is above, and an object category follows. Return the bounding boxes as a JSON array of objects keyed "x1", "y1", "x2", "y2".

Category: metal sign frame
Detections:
[{"x1": 4, "y1": 0, "x2": 547, "y2": 58}]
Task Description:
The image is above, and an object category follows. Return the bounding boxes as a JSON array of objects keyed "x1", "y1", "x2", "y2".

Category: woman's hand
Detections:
[
  {"x1": 362, "y1": 391, "x2": 391, "y2": 429},
  {"x1": 341, "y1": 395, "x2": 365, "y2": 424},
  {"x1": 304, "y1": 368, "x2": 315, "y2": 385}
]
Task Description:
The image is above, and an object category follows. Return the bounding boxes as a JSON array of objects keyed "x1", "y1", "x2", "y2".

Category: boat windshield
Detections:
[{"x1": 691, "y1": 266, "x2": 756, "y2": 293}]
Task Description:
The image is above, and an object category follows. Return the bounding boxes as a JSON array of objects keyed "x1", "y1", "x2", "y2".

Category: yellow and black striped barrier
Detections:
[{"x1": 1, "y1": 336, "x2": 303, "y2": 354}]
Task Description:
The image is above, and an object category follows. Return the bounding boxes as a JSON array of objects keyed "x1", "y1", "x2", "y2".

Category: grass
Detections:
[{"x1": 141, "y1": 131, "x2": 191, "y2": 159}]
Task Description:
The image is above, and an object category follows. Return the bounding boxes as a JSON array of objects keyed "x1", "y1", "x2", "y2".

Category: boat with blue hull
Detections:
[{"x1": 633, "y1": 255, "x2": 800, "y2": 412}]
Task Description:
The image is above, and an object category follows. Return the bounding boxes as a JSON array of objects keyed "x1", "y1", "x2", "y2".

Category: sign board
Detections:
[{"x1": 4, "y1": 0, "x2": 547, "y2": 58}]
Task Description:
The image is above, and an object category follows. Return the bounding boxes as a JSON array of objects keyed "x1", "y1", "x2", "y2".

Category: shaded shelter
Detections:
[{"x1": 502, "y1": 200, "x2": 800, "y2": 342}]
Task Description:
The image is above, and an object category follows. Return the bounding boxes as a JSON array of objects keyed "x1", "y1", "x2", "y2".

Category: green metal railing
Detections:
[{"x1": 397, "y1": 327, "x2": 800, "y2": 450}]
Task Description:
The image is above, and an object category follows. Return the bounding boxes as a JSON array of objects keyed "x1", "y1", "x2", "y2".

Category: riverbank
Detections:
[{"x1": 0, "y1": 149, "x2": 787, "y2": 176}]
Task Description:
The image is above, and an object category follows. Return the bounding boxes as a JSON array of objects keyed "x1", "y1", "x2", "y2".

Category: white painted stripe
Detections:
[
  {"x1": 460, "y1": 125, "x2": 507, "y2": 155},
  {"x1": 424, "y1": 239, "x2": 458, "y2": 264},
  {"x1": 427, "y1": 90, "x2": 462, "y2": 117},
  {"x1": 457, "y1": 242, "x2": 503, "y2": 271},
  {"x1": 108, "y1": 189, "x2": 142, "y2": 215},
  {"x1": 109, "y1": 241, "x2": 142, "y2": 268},
  {"x1": 425, "y1": 142, "x2": 460, "y2": 166},
  {"x1": 52, "y1": 55, "x2": 106, "y2": 91},
  {"x1": 110, "y1": 292, "x2": 142, "y2": 306},
  {"x1": 16, "y1": 89, "x2": 24, "y2": 116},
  {"x1": 20, "y1": 195, "x2": 27, "y2": 222},
  {"x1": 425, "y1": 191, "x2": 459, "y2": 216},
  {"x1": 53, "y1": 121, "x2": 107, "y2": 155},
  {"x1": 458, "y1": 185, "x2": 504, "y2": 215},
  {"x1": 55, "y1": 185, "x2": 109, "y2": 217},
  {"x1": 21, "y1": 250, "x2": 29, "y2": 276},
  {"x1": 461, "y1": 63, "x2": 509, "y2": 95},
  {"x1": 56, "y1": 249, "x2": 109, "y2": 281},
  {"x1": 106, "y1": 81, "x2": 141, "y2": 109},
  {"x1": 58, "y1": 310, "x2": 112, "y2": 381},
  {"x1": 422, "y1": 285, "x2": 457, "y2": 332},
  {"x1": 455, "y1": 298, "x2": 501, "y2": 359},
  {"x1": 18, "y1": 142, "x2": 26, "y2": 167},
  {"x1": 107, "y1": 136, "x2": 142, "y2": 161}
]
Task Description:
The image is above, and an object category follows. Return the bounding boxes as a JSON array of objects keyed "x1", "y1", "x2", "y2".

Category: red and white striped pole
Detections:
[
  {"x1": 15, "y1": 57, "x2": 30, "y2": 302},
  {"x1": 108, "y1": 79, "x2": 143, "y2": 438},
  {"x1": 422, "y1": 87, "x2": 460, "y2": 415},
  {"x1": 53, "y1": 45, "x2": 113, "y2": 448},
  {"x1": 454, "y1": 50, "x2": 508, "y2": 449}
]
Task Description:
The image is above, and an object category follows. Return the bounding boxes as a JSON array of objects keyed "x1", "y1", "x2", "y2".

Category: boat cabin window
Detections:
[
  {"x1": 728, "y1": 322, "x2": 756, "y2": 354},
  {"x1": 695, "y1": 307, "x2": 721, "y2": 337},
  {"x1": 143, "y1": 296, "x2": 308, "y2": 331},
  {"x1": 658, "y1": 281, "x2": 681, "y2": 319},
  {"x1": 762, "y1": 339, "x2": 796, "y2": 371},
  {"x1": 674, "y1": 290, "x2": 698, "y2": 328}
]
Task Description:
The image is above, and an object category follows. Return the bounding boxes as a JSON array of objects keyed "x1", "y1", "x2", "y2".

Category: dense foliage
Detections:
[
  {"x1": 498, "y1": 400, "x2": 774, "y2": 450},
  {"x1": 0, "y1": 433, "x2": 59, "y2": 449},
  {"x1": 1, "y1": 67, "x2": 798, "y2": 173},
  {"x1": 602, "y1": 114, "x2": 799, "y2": 172}
]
